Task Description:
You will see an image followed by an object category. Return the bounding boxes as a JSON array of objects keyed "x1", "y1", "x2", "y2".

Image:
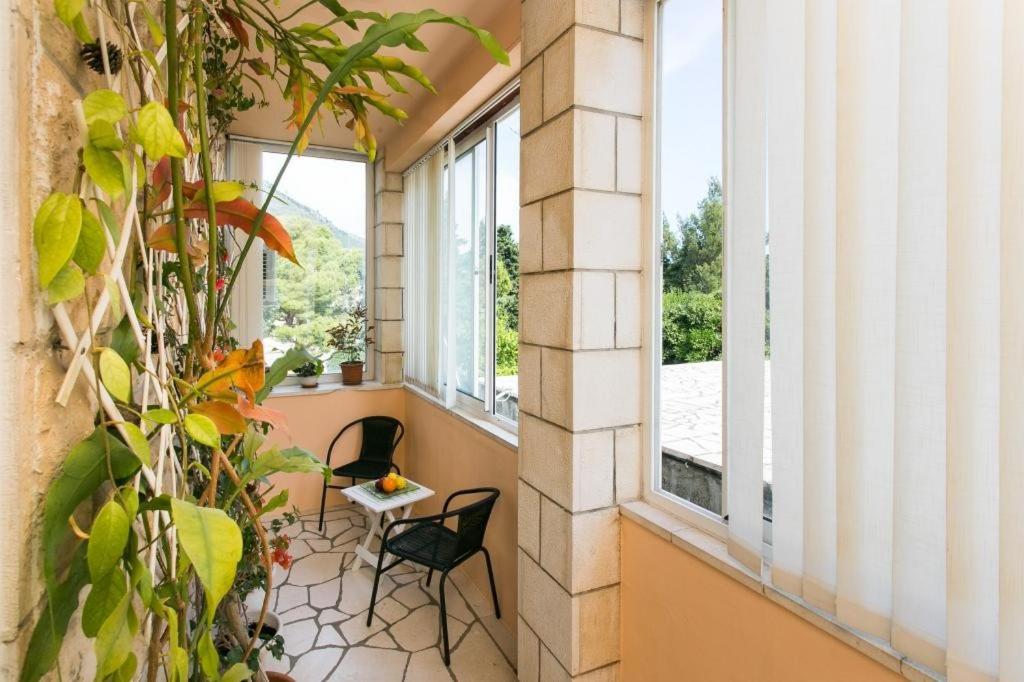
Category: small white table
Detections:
[{"x1": 341, "y1": 479, "x2": 435, "y2": 571}]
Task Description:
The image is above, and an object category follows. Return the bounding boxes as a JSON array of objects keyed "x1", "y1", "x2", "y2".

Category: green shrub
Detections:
[{"x1": 662, "y1": 288, "x2": 722, "y2": 364}]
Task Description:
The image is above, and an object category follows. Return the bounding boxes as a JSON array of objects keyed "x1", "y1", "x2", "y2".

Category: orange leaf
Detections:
[
  {"x1": 183, "y1": 199, "x2": 298, "y2": 264},
  {"x1": 146, "y1": 223, "x2": 207, "y2": 259},
  {"x1": 192, "y1": 400, "x2": 247, "y2": 434},
  {"x1": 196, "y1": 340, "x2": 265, "y2": 402},
  {"x1": 218, "y1": 9, "x2": 250, "y2": 49},
  {"x1": 149, "y1": 157, "x2": 171, "y2": 209},
  {"x1": 236, "y1": 393, "x2": 289, "y2": 436}
]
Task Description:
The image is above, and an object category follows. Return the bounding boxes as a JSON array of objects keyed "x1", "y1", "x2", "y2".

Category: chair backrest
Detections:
[
  {"x1": 451, "y1": 488, "x2": 500, "y2": 558},
  {"x1": 326, "y1": 416, "x2": 404, "y2": 467}
]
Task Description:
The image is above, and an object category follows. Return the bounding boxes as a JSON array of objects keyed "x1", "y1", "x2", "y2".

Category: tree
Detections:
[{"x1": 495, "y1": 224, "x2": 519, "y2": 375}]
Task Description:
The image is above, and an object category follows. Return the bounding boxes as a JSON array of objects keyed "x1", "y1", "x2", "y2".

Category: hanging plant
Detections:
[{"x1": 23, "y1": 0, "x2": 507, "y2": 679}]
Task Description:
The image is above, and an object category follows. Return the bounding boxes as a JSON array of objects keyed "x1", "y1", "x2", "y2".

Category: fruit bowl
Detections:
[{"x1": 361, "y1": 473, "x2": 419, "y2": 500}]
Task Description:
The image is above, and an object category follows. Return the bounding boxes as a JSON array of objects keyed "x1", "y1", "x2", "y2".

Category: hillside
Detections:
[{"x1": 263, "y1": 184, "x2": 366, "y2": 250}]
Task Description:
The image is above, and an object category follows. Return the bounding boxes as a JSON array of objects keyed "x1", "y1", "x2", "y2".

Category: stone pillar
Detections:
[
  {"x1": 372, "y1": 159, "x2": 404, "y2": 384},
  {"x1": 517, "y1": 0, "x2": 645, "y2": 679}
]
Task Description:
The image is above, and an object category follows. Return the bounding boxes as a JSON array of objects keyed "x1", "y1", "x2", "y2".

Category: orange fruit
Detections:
[{"x1": 381, "y1": 477, "x2": 397, "y2": 493}]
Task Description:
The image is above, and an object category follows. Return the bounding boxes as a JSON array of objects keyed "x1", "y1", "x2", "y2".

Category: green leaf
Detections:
[
  {"x1": 194, "y1": 180, "x2": 245, "y2": 204},
  {"x1": 19, "y1": 545, "x2": 88, "y2": 682},
  {"x1": 119, "y1": 486, "x2": 139, "y2": 521},
  {"x1": 259, "y1": 489, "x2": 289, "y2": 517},
  {"x1": 170, "y1": 499, "x2": 242, "y2": 623},
  {"x1": 45, "y1": 263, "x2": 84, "y2": 305},
  {"x1": 94, "y1": 591, "x2": 137, "y2": 678},
  {"x1": 88, "y1": 120, "x2": 123, "y2": 150},
  {"x1": 33, "y1": 192, "x2": 81, "y2": 287},
  {"x1": 140, "y1": 3, "x2": 164, "y2": 45},
  {"x1": 222, "y1": 663, "x2": 253, "y2": 682},
  {"x1": 54, "y1": 0, "x2": 85, "y2": 27},
  {"x1": 142, "y1": 408, "x2": 178, "y2": 425},
  {"x1": 99, "y1": 347, "x2": 131, "y2": 402},
  {"x1": 113, "y1": 652, "x2": 138, "y2": 682},
  {"x1": 257, "y1": 347, "x2": 316, "y2": 402},
  {"x1": 93, "y1": 197, "x2": 120, "y2": 242},
  {"x1": 73, "y1": 208, "x2": 105, "y2": 273},
  {"x1": 82, "y1": 566, "x2": 127, "y2": 637},
  {"x1": 84, "y1": 144, "x2": 125, "y2": 198},
  {"x1": 247, "y1": 446, "x2": 330, "y2": 483},
  {"x1": 120, "y1": 422, "x2": 152, "y2": 467},
  {"x1": 139, "y1": 494, "x2": 171, "y2": 514},
  {"x1": 83, "y1": 89, "x2": 127, "y2": 125},
  {"x1": 184, "y1": 413, "x2": 220, "y2": 448},
  {"x1": 198, "y1": 632, "x2": 220, "y2": 680},
  {"x1": 70, "y1": 13, "x2": 92, "y2": 42},
  {"x1": 42, "y1": 429, "x2": 140, "y2": 590},
  {"x1": 87, "y1": 498, "x2": 129, "y2": 580},
  {"x1": 110, "y1": 314, "x2": 139, "y2": 366},
  {"x1": 136, "y1": 102, "x2": 186, "y2": 159}
]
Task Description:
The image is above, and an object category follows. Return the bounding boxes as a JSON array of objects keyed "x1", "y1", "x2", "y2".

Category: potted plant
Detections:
[
  {"x1": 294, "y1": 357, "x2": 324, "y2": 388},
  {"x1": 327, "y1": 304, "x2": 375, "y2": 385}
]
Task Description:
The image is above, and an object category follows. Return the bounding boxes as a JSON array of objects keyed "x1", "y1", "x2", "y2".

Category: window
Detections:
[
  {"x1": 447, "y1": 100, "x2": 521, "y2": 425},
  {"x1": 257, "y1": 146, "x2": 369, "y2": 376}
]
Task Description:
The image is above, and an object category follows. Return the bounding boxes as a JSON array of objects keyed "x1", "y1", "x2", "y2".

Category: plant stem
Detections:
[
  {"x1": 165, "y1": 0, "x2": 202, "y2": 351},
  {"x1": 193, "y1": 12, "x2": 220, "y2": 358}
]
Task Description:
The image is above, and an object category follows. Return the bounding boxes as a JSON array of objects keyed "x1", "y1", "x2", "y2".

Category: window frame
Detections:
[
  {"x1": 229, "y1": 136, "x2": 375, "y2": 387},
  {"x1": 642, "y1": 0, "x2": 731, "y2": 541},
  {"x1": 447, "y1": 97, "x2": 522, "y2": 430}
]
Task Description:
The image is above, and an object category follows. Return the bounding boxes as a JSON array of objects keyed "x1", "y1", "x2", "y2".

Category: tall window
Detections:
[
  {"x1": 655, "y1": 0, "x2": 728, "y2": 517},
  {"x1": 259, "y1": 148, "x2": 368, "y2": 374},
  {"x1": 449, "y1": 100, "x2": 521, "y2": 425}
]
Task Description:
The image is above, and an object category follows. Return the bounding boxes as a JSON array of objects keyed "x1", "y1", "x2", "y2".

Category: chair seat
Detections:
[
  {"x1": 387, "y1": 522, "x2": 460, "y2": 570},
  {"x1": 333, "y1": 459, "x2": 391, "y2": 481}
]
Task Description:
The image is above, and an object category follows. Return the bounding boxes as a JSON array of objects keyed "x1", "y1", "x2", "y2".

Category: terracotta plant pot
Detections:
[
  {"x1": 265, "y1": 674, "x2": 295, "y2": 682},
  {"x1": 341, "y1": 361, "x2": 363, "y2": 385}
]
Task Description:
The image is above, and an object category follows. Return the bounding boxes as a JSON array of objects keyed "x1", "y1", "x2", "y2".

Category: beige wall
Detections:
[{"x1": 620, "y1": 517, "x2": 904, "y2": 682}]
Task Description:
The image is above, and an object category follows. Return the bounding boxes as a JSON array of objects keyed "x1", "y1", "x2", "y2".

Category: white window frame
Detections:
[
  {"x1": 642, "y1": 0, "x2": 731, "y2": 540},
  {"x1": 446, "y1": 97, "x2": 521, "y2": 430},
  {"x1": 228, "y1": 135, "x2": 375, "y2": 387}
]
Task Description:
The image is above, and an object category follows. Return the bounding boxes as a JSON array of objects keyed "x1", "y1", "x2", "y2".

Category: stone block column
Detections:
[
  {"x1": 372, "y1": 159, "x2": 404, "y2": 384},
  {"x1": 517, "y1": 0, "x2": 646, "y2": 679}
]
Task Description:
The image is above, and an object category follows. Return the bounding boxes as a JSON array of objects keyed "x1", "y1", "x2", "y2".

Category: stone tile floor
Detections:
[{"x1": 254, "y1": 505, "x2": 516, "y2": 681}]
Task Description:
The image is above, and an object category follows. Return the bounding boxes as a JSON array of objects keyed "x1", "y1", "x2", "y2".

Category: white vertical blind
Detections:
[
  {"x1": 724, "y1": 0, "x2": 1022, "y2": 676},
  {"x1": 765, "y1": 0, "x2": 805, "y2": 596},
  {"x1": 800, "y1": 0, "x2": 838, "y2": 615},
  {"x1": 891, "y1": 0, "x2": 948, "y2": 670},
  {"x1": 724, "y1": 0, "x2": 767, "y2": 574},
  {"x1": 227, "y1": 140, "x2": 264, "y2": 348},
  {"x1": 402, "y1": 149, "x2": 446, "y2": 397}
]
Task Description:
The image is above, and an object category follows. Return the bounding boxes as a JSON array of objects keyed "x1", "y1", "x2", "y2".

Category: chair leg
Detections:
[
  {"x1": 481, "y1": 547, "x2": 501, "y2": 619},
  {"x1": 426, "y1": 567, "x2": 434, "y2": 587},
  {"x1": 366, "y1": 547, "x2": 388, "y2": 627},
  {"x1": 439, "y1": 570, "x2": 451, "y2": 666},
  {"x1": 317, "y1": 479, "x2": 329, "y2": 532}
]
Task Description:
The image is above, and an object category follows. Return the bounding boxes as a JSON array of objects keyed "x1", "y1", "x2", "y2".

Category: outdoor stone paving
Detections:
[{"x1": 253, "y1": 505, "x2": 516, "y2": 681}]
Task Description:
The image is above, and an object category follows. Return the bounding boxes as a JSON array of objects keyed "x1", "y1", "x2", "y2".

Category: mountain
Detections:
[{"x1": 263, "y1": 184, "x2": 366, "y2": 249}]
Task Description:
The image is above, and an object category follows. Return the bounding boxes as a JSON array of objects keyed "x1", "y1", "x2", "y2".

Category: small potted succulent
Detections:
[
  {"x1": 326, "y1": 304, "x2": 374, "y2": 385},
  {"x1": 293, "y1": 357, "x2": 324, "y2": 388}
]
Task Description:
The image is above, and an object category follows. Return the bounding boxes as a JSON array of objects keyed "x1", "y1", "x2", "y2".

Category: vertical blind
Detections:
[
  {"x1": 226, "y1": 139, "x2": 264, "y2": 348},
  {"x1": 725, "y1": 0, "x2": 1023, "y2": 678}
]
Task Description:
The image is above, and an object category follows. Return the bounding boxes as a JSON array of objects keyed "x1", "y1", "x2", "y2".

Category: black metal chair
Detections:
[
  {"x1": 366, "y1": 487, "x2": 501, "y2": 666},
  {"x1": 317, "y1": 416, "x2": 404, "y2": 531}
]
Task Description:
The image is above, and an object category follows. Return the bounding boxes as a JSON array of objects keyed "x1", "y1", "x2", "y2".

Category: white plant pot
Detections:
[{"x1": 298, "y1": 375, "x2": 319, "y2": 388}]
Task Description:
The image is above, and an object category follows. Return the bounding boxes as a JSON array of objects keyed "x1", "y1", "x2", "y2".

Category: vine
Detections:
[{"x1": 23, "y1": 1, "x2": 507, "y2": 680}]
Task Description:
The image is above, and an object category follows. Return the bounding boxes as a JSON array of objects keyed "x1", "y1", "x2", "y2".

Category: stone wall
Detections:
[
  {"x1": 0, "y1": 0, "x2": 107, "y2": 677},
  {"x1": 373, "y1": 159, "x2": 404, "y2": 384},
  {"x1": 516, "y1": 1, "x2": 646, "y2": 679}
]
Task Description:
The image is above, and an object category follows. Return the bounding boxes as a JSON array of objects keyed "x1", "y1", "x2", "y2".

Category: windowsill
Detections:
[
  {"x1": 619, "y1": 500, "x2": 942, "y2": 682},
  {"x1": 403, "y1": 384, "x2": 519, "y2": 451},
  {"x1": 269, "y1": 380, "x2": 402, "y2": 398}
]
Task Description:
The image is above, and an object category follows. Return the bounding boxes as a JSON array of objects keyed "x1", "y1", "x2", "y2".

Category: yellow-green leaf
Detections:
[
  {"x1": 83, "y1": 144, "x2": 125, "y2": 198},
  {"x1": 89, "y1": 120, "x2": 123, "y2": 151},
  {"x1": 73, "y1": 208, "x2": 105, "y2": 274},
  {"x1": 184, "y1": 413, "x2": 220, "y2": 448},
  {"x1": 142, "y1": 408, "x2": 178, "y2": 425},
  {"x1": 33, "y1": 192, "x2": 81, "y2": 287},
  {"x1": 170, "y1": 499, "x2": 242, "y2": 623},
  {"x1": 83, "y1": 89, "x2": 127, "y2": 125},
  {"x1": 194, "y1": 180, "x2": 245, "y2": 204},
  {"x1": 221, "y1": 663, "x2": 253, "y2": 682},
  {"x1": 136, "y1": 102, "x2": 186, "y2": 159},
  {"x1": 46, "y1": 263, "x2": 85, "y2": 305},
  {"x1": 82, "y1": 567, "x2": 127, "y2": 637},
  {"x1": 87, "y1": 499, "x2": 129, "y2": 581},
  {"x1": 106, "y1": 275, "x2": 122, "y2": 320},
  {"x1": 99, "y1": 347, "x2": 131, "y2": 402},
  {"x1": 94, "y1": 592, "x2": 137, "y2": 678},
  {"x1": 140, "y1": 3, "x2": 164, "y2": 46},
  {"x1": 54, "y1": 0, "x2": 85, "y2": 27},
  {"x1": 120, "y1": 423, "x2": 151, "y2": 467}
]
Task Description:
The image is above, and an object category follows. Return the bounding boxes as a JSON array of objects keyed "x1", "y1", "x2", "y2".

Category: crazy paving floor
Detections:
[{"x1": 255, "y1": 505, "x2": 517, "y2": 681}]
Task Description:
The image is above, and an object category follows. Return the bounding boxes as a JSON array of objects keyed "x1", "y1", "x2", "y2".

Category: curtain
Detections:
[
  {"x1": 727, "y1": 1, "x2": 1023, "y2": 678},
  {"x1": 402, "y1": 147, "x2": 447, "y2": 398},
  {"x1": 226, "y1": 139, "x2": 264, "y2": 348}
]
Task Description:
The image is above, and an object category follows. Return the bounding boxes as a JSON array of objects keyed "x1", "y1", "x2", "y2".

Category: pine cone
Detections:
[{"x1": 80, "y1": 41, "x2": 122, "y2": 76}]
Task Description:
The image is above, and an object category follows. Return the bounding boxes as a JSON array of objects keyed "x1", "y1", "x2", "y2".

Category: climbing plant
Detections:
[{"x1": 24, "y1": 0, "x2": 506, "y2": 679}]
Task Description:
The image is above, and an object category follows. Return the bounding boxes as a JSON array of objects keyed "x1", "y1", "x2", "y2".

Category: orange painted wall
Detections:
[
  {"x1": 620, "y1": 517, "x2": 904, "y2": 682},
  {"x1": 263, "y1": 387, "x2": 406, "y2": 514},
  {"x1": 402, "y1": 389, "x2": 518, "y2": 636}
]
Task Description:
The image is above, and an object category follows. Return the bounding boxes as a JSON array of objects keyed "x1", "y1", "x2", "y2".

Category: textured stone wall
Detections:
[
  {"x1": 0, "y1": 0, "x2": 107, "y2": 678},
  {"x1": 373, "y1": 158, "x2": 405, "y2": 384},
  {"x1": 516, "y1": 0, "x2": 646, "y2": 679}
]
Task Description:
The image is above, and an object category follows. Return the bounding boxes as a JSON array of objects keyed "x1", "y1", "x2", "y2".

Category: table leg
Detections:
[{"x1": 351, "y1": 507, "x2": 383, "y2": 571}]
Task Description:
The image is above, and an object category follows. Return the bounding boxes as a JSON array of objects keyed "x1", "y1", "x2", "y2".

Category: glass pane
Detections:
[
  {"x1": 453, "y1": 142, "x2": 487, "y2": 400},
  {"x1": 494, "y1": 107, "x2": 521, "y2": 422},
  {"x1": 658, "y1": 0, "x2": 726, "y2": 514},
  {"x1": 260, "y1": 151, "x2": 366, "y2": 373}
]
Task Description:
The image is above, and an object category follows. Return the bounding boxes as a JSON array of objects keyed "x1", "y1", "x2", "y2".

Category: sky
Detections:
[
  {"x1": 659, "y1": 0, "x2": 723, "y2": 224},
  {"x1": 261, "y1": 151, "x2": 367, "y2": 237}
]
